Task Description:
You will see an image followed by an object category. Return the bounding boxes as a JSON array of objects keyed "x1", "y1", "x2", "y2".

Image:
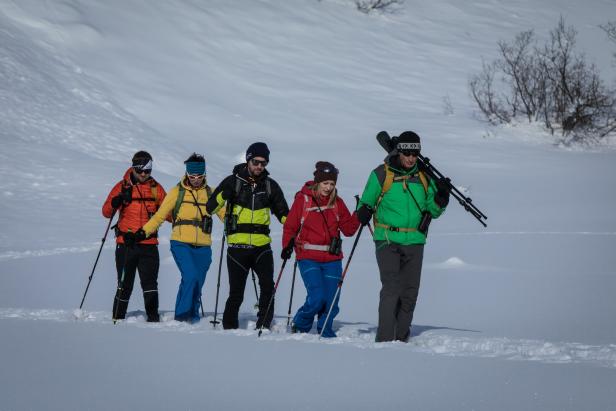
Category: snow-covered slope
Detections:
[{"x1": 1, "y1": 0, "x2": 615, "y2": 410}]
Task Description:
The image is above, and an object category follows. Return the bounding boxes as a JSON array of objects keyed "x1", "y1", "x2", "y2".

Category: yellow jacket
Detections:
[{"x1": 143, "y1": 177, "x2": 225, "y2": 246}]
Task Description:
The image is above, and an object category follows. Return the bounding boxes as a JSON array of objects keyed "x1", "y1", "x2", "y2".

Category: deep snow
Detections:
[{"x1": 1, "y1": 0, "x2": 616, "y2": 410}]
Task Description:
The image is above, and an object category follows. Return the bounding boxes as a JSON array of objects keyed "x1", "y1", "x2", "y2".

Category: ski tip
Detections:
[{"x1": 376, "y1": 130, "x2": 390, "y2": 139}]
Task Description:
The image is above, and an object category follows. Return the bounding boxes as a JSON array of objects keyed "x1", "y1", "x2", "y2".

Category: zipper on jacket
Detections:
[{"x1": 249, "y1": 184, "x2": 255, "y2": 246}]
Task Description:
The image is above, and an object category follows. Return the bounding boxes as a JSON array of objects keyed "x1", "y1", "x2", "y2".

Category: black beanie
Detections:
[
  {"x1": 246, "y1": 142, "x2": 270, "y2": 162},
  {"x1": 396, "y1": 131, "x2": 421, "y2": 152},
  {"x1": 313, "y1": 161, "x2": 339, "y2": 183}
]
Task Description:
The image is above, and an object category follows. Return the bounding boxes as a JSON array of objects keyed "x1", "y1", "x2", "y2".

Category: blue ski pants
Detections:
[
  {"x1": 293, "y1": 259, "x2": 342, "y2": 338},
  {"x1": 170, "y1": 240, "x2": 212, "y2": 323}
]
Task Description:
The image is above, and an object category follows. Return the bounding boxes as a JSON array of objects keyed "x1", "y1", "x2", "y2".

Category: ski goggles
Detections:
[
  {"x1": 187, "y1": 172, "x2": 205, "y2": 178},
  {"x1": 250, "y1": 158, "x2": 268, "y2": 167}
]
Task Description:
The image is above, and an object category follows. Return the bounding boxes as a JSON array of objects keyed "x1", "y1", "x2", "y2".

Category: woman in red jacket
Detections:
[{"x1": 281, "y1": 161, "x2": 359, "y2": 337}]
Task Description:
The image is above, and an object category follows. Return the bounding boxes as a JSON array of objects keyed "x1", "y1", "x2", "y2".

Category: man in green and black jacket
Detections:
[
  {"x1": 206, "y1": 142, "x2": 289, "y2": 330},
  {"x1": 356, "y1": 131, "x2": 450, "y2": 342}
]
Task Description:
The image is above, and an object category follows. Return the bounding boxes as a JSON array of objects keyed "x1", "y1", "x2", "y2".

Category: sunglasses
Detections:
[
  {"x1": 133, "y1": 166, "x2": 152, "y2": 175},
  {"x1": 399, "y1": 150, "x2": 420, "y2": 157},
  {"x1": 250, "y1": 158, "x2": 268, "y2": 167},
  {"x1": 187, "y1": 173, "x2": 205, "y2": 178}
]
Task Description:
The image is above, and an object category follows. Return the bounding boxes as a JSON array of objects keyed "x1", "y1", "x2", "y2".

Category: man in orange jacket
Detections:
[{"x1": 102, "y1": 151, "x2": 167, "y2": 322}]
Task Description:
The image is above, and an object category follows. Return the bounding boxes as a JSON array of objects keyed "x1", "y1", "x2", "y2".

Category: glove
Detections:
[
  {"x1": 281, "y1": 238, "x2": 295, "y2": 260},
  {"x1": 434, "y1": 178, "x2": 451, "y2": 208},
  {"x1": 111, "y1": 186, "x2": 133, "y2": 209},
  {"x1": 124, "y1": 229, "x2": 146, "y2": 247},
  {"x1": 356, "y1": 204, "x2": 373, "y2": 226}
]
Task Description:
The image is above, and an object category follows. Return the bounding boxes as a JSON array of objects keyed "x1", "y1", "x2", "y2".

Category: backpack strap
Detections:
[
  {"x1": 150, "y1": 180, "x2": 159, "y2": 206},
  {"x1": 300, "y1": 194, "x2": 311, "y2": 227},
  {"x1": 234, "y1": 177, "x2": 242, "y2": 200},
  {"x1": 265, "y1": 178, "x2": 271, "y2": 197},
  {"x1": 172, "y1": 182, "x2": 186, "y2": 223},
  {"x1": 418, "y1": 171, "x2": 429, "y2": 194},
  {"x1": 374, "y1": 163, "x2": 394, "y2": 214}
]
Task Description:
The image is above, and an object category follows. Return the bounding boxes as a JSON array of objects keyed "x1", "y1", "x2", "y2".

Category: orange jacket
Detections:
[{"x1": 102, "y1": 168, "x2": 168, "y2": 245}]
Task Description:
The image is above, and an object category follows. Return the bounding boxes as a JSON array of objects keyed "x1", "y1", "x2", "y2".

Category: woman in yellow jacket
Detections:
[{"x1": 134, "y1": 153, "x2": 224, "y2": 323}]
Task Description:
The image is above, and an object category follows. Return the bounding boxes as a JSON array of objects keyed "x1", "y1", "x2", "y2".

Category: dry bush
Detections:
[{"x1": 470, "y1": 17, "x2": 616, "y2": 144}]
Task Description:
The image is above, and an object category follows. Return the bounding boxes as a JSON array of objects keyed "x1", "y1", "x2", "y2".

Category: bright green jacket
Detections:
[{"x1": 358, "y1": 161, "x2": 445, "y2": 245}]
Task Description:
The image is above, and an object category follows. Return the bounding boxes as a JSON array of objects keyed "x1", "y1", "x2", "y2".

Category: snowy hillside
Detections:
[{"x1": 1, "y1": 0, "x2": 615, "y2": 410}]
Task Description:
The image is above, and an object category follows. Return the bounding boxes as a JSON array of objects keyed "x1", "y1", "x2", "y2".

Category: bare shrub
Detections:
[
  {"x1": 355, "y1": 0, "x2": 404, "y2": 14},
  {"x1": 470, "y1": 17, "x2": 616, "y2": 144},
  {"x1": 600, "y1": 21, "x2": 616, "y2": 61}
]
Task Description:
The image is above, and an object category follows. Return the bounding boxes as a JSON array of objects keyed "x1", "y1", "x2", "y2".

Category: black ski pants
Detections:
[
  {"x1": 112, "y1": 243, "x2": 160, "y2": 321},
  {"x1": 223, "y1": 244, "x2": 274, "y2": 329},
  {"x1": 375, "y1": 241, "x2": 424, "y2": 342}
]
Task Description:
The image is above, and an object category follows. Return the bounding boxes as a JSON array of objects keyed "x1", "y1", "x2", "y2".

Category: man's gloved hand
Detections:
[
  {"x1": 356, "y1": 204, "x2": 374, "y2": 226},
  {"x1": 434, "y1": 177, "x2": 451, "y2": 208},
  {"x1": 281, "y1": 238, "x2": 295, "y2": 260},
  {"x1": 112, "y1": 186, "x2": 133, "y2": 209},
  {"x1": 124, "y1": 229, "x2": 146, "y2": 247}
]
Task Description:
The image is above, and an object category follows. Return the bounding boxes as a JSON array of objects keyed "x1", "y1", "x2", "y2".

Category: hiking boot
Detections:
[{"x1": 147, "y1": 315, "x2": 160, "y2": 323}]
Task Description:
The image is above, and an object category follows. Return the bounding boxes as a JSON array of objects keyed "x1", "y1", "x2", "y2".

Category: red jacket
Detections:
[
  {"x1": 102, "y1": 169, "x2": 167, "y2": 245},
  {"x1": 282, "y1": 181, "x2": 360, "y2": 263}
]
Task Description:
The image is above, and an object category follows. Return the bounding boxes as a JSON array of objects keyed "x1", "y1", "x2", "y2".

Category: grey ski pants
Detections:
[{"x1": 375, "y1": 241, "x2": 424, "y2": 342}]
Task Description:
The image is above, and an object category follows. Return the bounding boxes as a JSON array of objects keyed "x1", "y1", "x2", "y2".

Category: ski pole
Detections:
[
  {"x1": 79, "y1": 210, "x2": 117, "y2": 310},
  {"x1": 210, "y1": 232, "x2": 225, "y2": 327},
  {"x1": 258, "y1": 257, "x2": 289, "y2": 337},
  {"x1": 319, "y1": 224, "x2": 365, "y2": 339},
  {"x1": 286, "y1": 259, "x2": 298, "y2": 327}
]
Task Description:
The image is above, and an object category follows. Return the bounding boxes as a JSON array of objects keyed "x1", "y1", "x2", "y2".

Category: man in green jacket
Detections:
[{"x1": 356, "y1": 131, "x2": 450, "y2": 342}]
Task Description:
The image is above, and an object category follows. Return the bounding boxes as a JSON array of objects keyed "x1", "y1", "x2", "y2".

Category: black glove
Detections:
[
  {"x1": 356, "y1": 204, "x2": 373, "y2": 226},
  {"x1": 124, "y1": 229, "x2": 146, "y2": 247},
  {"x1": 281, "y1": 238, "x2": 295, "y2": 260},
  {"x1": 434, "y1": 178, "x2": 451, "y2": 208},
  {"x1": 112, "y1": 186, "x2": 133, "y2": 209}
]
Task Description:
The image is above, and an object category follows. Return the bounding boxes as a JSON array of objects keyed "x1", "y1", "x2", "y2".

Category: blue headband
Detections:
[{"x1": 186, "y1": 161, "x2": 205, "y2": 175}]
